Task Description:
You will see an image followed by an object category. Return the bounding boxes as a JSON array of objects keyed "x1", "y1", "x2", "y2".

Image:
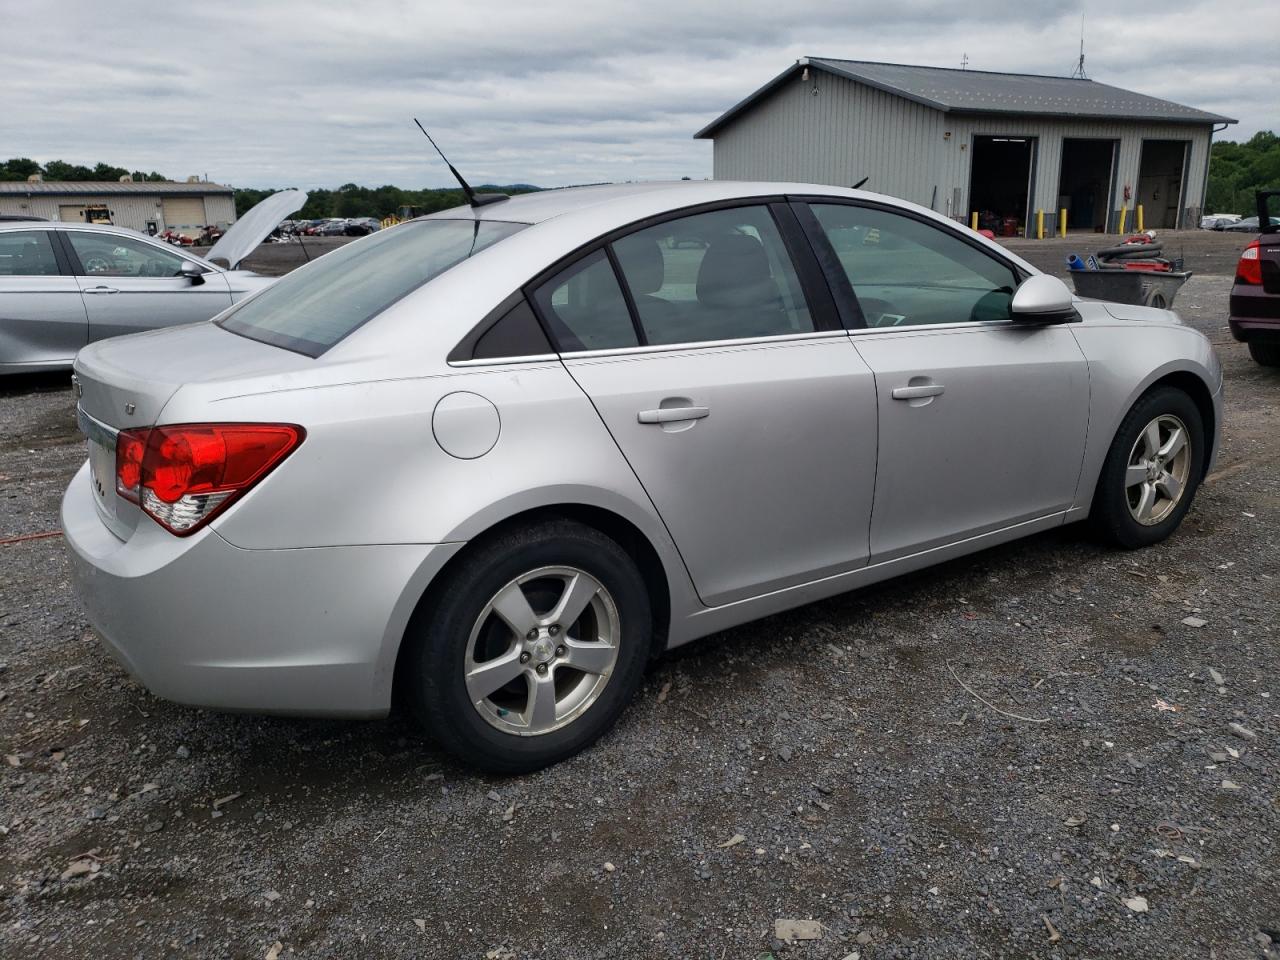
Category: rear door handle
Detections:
[
  {"x1": 83, "y1": 286, "x2": 119, "y2": 295},
  {"x1": 891, "y1": 384, "x2": 945, "y2": 400},
  {"x1": 637, "y1": 405, "x2": 710, "y2": 424}
]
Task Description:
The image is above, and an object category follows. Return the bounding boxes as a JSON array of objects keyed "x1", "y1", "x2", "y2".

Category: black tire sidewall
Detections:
[
  {"x1": 1093, "y1": 387, "x2": 1205, "y2": 549},
  {"x1": 407, "y1": 521, "x2": 651, "y2": 774}
]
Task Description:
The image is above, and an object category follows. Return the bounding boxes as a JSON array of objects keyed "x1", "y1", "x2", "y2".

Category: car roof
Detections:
[{"x1": 421, "y1": 180, "x2": 890, "y2": 226}]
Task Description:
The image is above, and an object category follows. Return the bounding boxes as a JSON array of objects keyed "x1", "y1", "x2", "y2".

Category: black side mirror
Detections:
[{"x1": 179, "y1": 260, "x2": 205, "y2": 286}]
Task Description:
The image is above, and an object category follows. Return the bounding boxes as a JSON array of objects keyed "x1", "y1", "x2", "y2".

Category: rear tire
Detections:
[
  {"x1": 1090, "y1": 386, "x2": 1204, "y2": 549},
  {"x1": 1248, "y1": 341, "x2": 1280, "y2": 366},
  {"x1": 405, "y1": 519, "x2": 651, "y2": 774}
]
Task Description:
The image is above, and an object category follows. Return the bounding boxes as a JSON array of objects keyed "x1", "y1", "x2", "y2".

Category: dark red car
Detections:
[{"x1": 1229, "y1": 190, "x2": 1280, "y2": 365}]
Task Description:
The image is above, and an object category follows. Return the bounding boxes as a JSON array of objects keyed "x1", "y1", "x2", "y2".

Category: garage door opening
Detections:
[
  {"x1": 1057, "y1": 138, "x2": 1117, "y2": 232},
  {"x1": 969, "y1": 136, "x2": 1035, "y2": 237},
  {"x1": 1137, "y1": 140, "x2": 1189, "y2": 229}
]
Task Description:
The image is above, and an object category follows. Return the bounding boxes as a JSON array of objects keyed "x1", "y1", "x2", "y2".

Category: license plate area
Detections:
[{"x1": 88, "y1": 439, "x2": 116, "y2": 510}]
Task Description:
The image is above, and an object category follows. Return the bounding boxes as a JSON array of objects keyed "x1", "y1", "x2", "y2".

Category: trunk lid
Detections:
[
  {"x1": 1256, "y1": 191, "x2": 1280, "y2": 294},
  {"x1": 73, "y1": 322, "x2": 316, "y2": 540}
]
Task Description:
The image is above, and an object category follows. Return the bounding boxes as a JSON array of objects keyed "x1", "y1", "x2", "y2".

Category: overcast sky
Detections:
[{"x1": 4, "y1": 1, "x2": 1275, "y2": 190}]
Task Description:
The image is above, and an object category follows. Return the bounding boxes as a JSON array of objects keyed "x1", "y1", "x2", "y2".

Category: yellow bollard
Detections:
[
  {"x1": 971, "y1": 211, "x2": 979, "y2": 231},
  {"x1": 1118, "y1": 206, "x2": 1128, "y2": 235},
  {"x1": 1136, "y1": 204, "x2": 1144, "y2": 233},
  {"x1": 1059, "y1": 208, "x2": 1067, "y2": 237},
  {"x1": 1036, "y1": 210, "x2": 1044, "y2": 240}
]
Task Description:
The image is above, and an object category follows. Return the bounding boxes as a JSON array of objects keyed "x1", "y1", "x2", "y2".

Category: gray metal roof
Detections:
[
  {"x1": 695, "y1": 58, "x2": 1237, "y2": 138},
  {"x1": 0, "y1": 180, "x2": 233, "y2": 196}
]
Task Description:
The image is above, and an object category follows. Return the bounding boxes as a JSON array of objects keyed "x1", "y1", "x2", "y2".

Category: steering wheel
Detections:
[{"x1": 83, "y1": 256, "x2": 111, "y2": 274}]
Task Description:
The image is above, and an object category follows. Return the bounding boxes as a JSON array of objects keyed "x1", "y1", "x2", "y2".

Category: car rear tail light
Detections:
[
  {"x1": 114, "y1": 423, "x2": 304, "y2": 535},
  {"x1": 1236, "y1": 241, "x2": 1262, "y2": 285}
]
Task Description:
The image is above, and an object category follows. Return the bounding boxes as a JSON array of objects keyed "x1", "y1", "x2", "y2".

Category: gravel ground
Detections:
[{"x1": 1, "y1": 229, "x2": 1277, "y2": 959}]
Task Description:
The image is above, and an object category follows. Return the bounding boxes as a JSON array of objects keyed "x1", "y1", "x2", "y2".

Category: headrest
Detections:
[
  {"x1": 614, "y1": 235, "x2": 666, "y2": 295},
  {"x1": 696, "y1": 234, "x2": 775, "y2": 308}
]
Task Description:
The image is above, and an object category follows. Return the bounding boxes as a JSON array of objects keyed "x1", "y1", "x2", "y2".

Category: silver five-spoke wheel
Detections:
[
  {"x1": 465, "y1": 565, "x2": 620, "y2": 736},
  {"x1": 1125, "y1": 413, "x2": 1191, "y2": 526}
]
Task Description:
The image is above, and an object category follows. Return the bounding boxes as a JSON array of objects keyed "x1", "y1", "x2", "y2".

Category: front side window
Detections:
[
  {"x1": 610, "y1": 205, "x2": 814, "y2": 345},
  {"x1": 0, "y1": 231, "x2": 60, "y2": 276},
  {"x1": 66, "y1": 231, "x2": 188, "y2": 278},
  {"x1": 810, "y1": 204, "x2": 1018, "y2": 327},
  {"x1": 220, "y1": 218, "x2": 526, "y2": 356}
]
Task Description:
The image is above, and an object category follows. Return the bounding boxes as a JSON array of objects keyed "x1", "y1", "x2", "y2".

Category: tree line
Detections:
[
  {"x1": 1206, "y1": 131, "x2": 1280, "y2": 215},
  {"x1": 0, "y1": 157, "x2": 539, "y2": 221}
]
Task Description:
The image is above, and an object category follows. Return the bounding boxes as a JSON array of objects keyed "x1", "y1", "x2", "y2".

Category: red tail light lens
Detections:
[
  {"x1": 114, "y1": 423, "x2": 304, "y2": 535},
  {"x1": 1236, "y1": 241, "x2": 1262, "y2": 285}
]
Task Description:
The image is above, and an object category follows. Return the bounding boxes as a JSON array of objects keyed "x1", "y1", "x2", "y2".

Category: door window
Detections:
[
  {"x1": 531, "y1": 249, "x2": 639, "y2": 352},
  {"x1": 0, "y1": 231, "x2": 60, "y2": 276},
  {"x1": 610, "y1": 206, "x2": 813, "y2": 345},
  {"x1": 809, "y1": 204, "x2": 1018, "y2": 327},
  {"x1": 65, "y1": 231, "x2": 190, "y2": 278}
]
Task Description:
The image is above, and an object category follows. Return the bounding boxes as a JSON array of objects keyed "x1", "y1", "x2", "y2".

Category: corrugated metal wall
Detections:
[
  {"x1": 710, "y1": 69, "x2": 1215, "y2": 230},
  {"x1": 0, "y1": 192, "x2": 237, "y2": 232}
]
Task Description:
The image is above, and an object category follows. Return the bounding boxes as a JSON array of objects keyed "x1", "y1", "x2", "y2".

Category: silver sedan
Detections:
[
  {"x1": 0, "y1": 190, "x2": 303, "y2": 373},
  {"x1": 62, "y1": 181, "x2": 1222, "y2": 772}
]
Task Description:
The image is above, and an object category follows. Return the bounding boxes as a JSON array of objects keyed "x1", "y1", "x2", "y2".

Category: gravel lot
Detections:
[{"x1": 1, "y1": 229, "x2": 1277, "y2": 959}]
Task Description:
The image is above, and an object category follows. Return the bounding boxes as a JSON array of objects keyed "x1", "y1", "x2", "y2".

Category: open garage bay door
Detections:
[
  {"x1": 1137, "y1": 140, "x2": 1190, "y2": 230},
  {"x1": 162, "y1": 197, "x2": 207, "y2": 237},
  {"x1": 1058, "y1": 138, "x2": 1117, "y2": 232},
  {"x1": 969, "y1": 136, "x2": 1035, "y2": 237}
]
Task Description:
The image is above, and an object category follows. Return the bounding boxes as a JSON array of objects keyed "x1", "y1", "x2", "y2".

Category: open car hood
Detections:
[{"x1": 205, "y1": 189, "x2": 307, "y2": 270}]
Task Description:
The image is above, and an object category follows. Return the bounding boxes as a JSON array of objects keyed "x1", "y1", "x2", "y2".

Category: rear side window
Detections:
[
  {"x1": 531, "y1": 249, "x2": 639, "y2": 352},
  {"x1": 809, "y1": 204, "x2": 1018, "y2": 327},
  {"x1": 0, "y1": 231, "x2": 60, "y2": 276},
  {"x1": 611, "y1": 206, "x2": 813, "y2": 345},
  {"x1": 219, "y1": 218, "x2": 526, "y2": 356}
]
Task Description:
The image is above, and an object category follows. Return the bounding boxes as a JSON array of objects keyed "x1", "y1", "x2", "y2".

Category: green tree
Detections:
[
  {"x1": 1207, "y1": 131, "x2": 1280, "y2": 214},
  {"x1": 0, "y1": 157, "x2": 42, "y2": 180},
  {"x1": 42, "y1": 160, "x2": 94, "y2": 181}
]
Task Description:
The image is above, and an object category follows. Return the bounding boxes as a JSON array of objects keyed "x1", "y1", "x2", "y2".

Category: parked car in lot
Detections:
[
  {"x1": 0, "y1": 190, "x2": 306, "y2": 373},
  {"x1": 62, "y1": 181, "x2": 1222, "y2": 772},
  {"x1": 1229, "y1": 190, "x2": 1280, "y2": 365},
  {"x1": 344, "y1": 217, "x2": 382, "y2": 236},
  {"x1": 1200, "y1": 213, "x2": 1241, "y2": 230},
  {"x1": 317, "y1": 218, "x2": 350, "y2": 236}
]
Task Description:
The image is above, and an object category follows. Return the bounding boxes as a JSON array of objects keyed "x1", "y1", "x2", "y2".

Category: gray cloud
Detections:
[{"x1": 3, "y1": 0, "x2": 1274, "y2": 188}]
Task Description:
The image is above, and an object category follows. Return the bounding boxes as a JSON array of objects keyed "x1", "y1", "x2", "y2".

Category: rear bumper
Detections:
[
  {"x1": 1229, "y1": 287, "x2": 1280, "y2": 341},
  {"x1": 61, "y1": 461, "x2": 462, "y2": 717}
]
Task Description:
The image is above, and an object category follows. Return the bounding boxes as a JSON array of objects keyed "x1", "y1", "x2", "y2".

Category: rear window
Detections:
[{"x1": 218, "y1": 218, "x2": 526, "y2": 356}]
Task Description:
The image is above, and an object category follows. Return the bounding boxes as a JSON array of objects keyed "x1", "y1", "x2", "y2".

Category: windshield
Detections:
[{"x1": 218, "y1": 218, "x2": 527, "y2": 356}]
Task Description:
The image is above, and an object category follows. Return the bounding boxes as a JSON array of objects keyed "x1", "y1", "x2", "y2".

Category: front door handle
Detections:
[
  {"x1": 891, "y1": 383, "x2": 945, "y2": 400},
  {"x1": 83, "y1": 286, "x2": 119, "y2": 295},
  {"x1": 637, "y1": 405, "x2": 709, "y2": 424}
]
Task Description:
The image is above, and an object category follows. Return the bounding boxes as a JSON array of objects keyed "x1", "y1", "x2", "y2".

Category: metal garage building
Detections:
[
  {"x1": 695, "y1": 59, "x2": 1236, "y2": 236},
  {"x1": 0, "y1": 178, "x2": 236, "y2": 237}
]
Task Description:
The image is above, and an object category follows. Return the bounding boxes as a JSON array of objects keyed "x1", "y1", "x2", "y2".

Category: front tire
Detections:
[
  {"x1": 405, "y1": 519, "x2": 651, "y2": 774},
  {"x1": 1248, "y1": 341, "x2": 1280, "y2": 367},
  {"x1": 1090, "y1": 386, "x2": 1204, "y2": 549}
]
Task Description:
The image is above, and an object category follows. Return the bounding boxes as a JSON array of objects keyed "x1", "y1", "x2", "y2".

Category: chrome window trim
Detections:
[
  {"x1": 447, "y1": 353, "x2": 560, "y2": 368},
  {"x1": 556, "y1": 328, "x2": 849, "y2": 361},
  {"x1": 845, "y1": 317, "x2": 1018, "y2": 336},
  {"x1": 445, "y1": 329, "x2": 849, "y2": 367}
]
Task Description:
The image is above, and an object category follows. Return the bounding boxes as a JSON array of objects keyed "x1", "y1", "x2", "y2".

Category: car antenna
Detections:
[
  {"x1": 413, "y1": 119, "x2": 508, "y2": 208},
  {"x1": 852, "y1": 176, "x2": 869, "y2": 189}
]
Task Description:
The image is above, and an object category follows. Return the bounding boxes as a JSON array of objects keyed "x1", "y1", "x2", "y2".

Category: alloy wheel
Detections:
[
  {"x1": 1125, "y1": 413, "x2": 1192, "y2": 526},
  {"x1": 464, "y1": 565, "x2": 620, "y2": 736}
]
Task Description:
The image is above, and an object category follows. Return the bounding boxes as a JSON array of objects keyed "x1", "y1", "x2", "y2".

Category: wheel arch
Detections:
[{"x1": 389, "y1": 500, "x2": 681, "y2": 713}]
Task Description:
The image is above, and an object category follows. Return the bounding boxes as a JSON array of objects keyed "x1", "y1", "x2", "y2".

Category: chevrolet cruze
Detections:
[{"x1": 62, "y1": 181, "x2": 1222, "y2": 772}]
